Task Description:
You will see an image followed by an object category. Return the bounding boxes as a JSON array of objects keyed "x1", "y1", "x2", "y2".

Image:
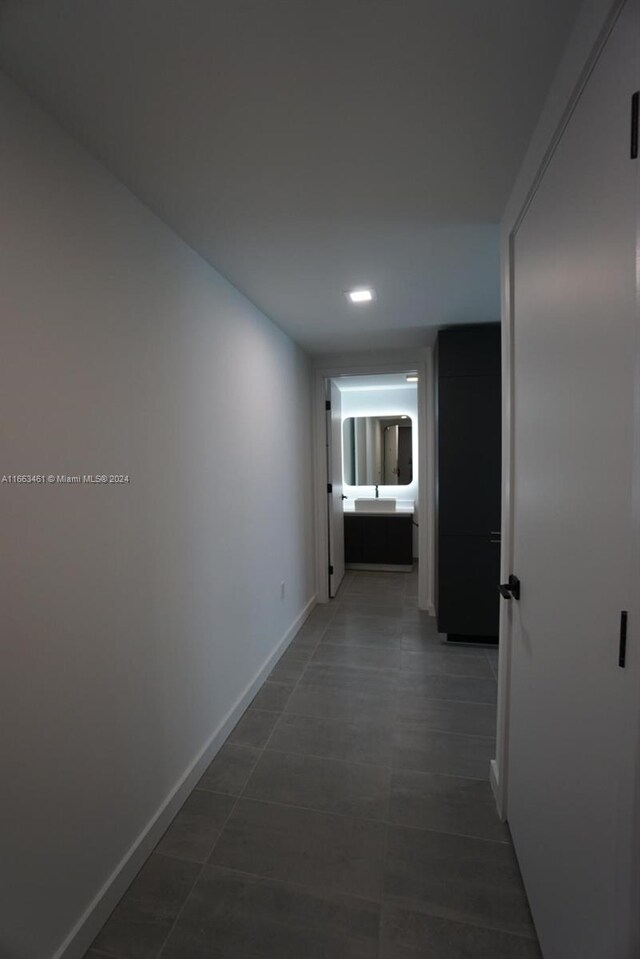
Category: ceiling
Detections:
[{"x1": 0, "y1": 0, "x2": 580, "y2": 353}]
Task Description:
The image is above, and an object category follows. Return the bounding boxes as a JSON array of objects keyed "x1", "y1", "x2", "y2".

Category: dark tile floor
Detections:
[{"x1": 86, "y1": 569, "x2": 540, "y2": 959}]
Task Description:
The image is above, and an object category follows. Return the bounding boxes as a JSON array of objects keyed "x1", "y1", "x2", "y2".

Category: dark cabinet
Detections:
[
  {"x1": 437, "y1": 324, "x2": 501, "y2": 378},
  {"x1": 344, "y1": 514, "x2": 413, "y2": 568},
  {"x1": 437, "y1": 535, "x2": 501, "y2": 637},
  {"x1": 437, "y1": 375, "x2": 502, "y2": 535},
  {"x1": 436, "y1": 325, "x2": 501, "y2": 643}
]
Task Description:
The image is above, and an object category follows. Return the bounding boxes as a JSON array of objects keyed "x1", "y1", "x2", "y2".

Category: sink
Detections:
[{"x1": 354, "y1": 498, "x2": 397, "y2": 512}]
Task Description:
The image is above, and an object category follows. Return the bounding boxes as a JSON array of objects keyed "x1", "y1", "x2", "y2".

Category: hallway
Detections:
[{"x1": 86, "y1": 571, "x2": 539, "y2": 959}]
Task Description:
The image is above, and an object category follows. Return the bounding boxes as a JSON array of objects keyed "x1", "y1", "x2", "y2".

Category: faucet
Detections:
[{"x1": 374, "y1": 484, "x2": 379, "y2": 499}]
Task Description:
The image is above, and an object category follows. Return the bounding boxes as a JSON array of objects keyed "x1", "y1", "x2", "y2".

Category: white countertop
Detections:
[{"x1": 343, "y1": 502, "x2": 415, "y2": 517}]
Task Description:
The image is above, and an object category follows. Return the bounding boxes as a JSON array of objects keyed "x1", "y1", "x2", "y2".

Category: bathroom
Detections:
[{"x1": 332, "y1": 371, "x2": 419, "y2": 581}]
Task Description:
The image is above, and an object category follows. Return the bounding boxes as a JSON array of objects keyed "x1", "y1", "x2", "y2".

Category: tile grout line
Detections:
[
  {"x1": 282, "y1": 689, "x2": 498, "y2": 710},
  {"x1": 266, "y1": 709, "x2": 498, "y2": 742},
  {"x1": 252, "y1": 743, "x2": 498, "y2": 783},
  {"x1": 228, "y1": 601, "x2": 339, "y2": 802},
  {"x1": 151, "y1": 832, "x2": 535, "y2": 944},
  {"x1": 158, "y1": 858, "x2": 386, "y2": 919},
  {"x1": 123, "y1": 584, "x2": 504, "y2": 958},
  {"x1": 154, "y1": 795, "x2": 512, "y2": 887},
  {"x1": 167, "y1": 584, "x2": 509, "y2": 956},
  {"x1": 214, "y1": 779, "x2": 501, "y2": 826},
  {"x1": 254, "y1": 600, "x2": 340, "y2": 742},
  {"x1": 376, "y1": 902, "x2": 539, "y2": 946},
  {"x1": 199, "y1": 582, "x2": 505, "y2": 868},
  {"x1": 310, "y1": 653, "x2": 496, "y2": 682},
  {"x1": 293, "y1": 657, "x2": 498, "y2": 679},
  {"x1": 154, "y1": 605, "x2": 339, "y2": 958},
  {"x1": 155, "y1": 789, "x2": 240, "y2": 959}
]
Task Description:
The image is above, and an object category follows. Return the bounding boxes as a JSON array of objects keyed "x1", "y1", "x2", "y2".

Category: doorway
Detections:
[{"x1": 313, "y1": 361, "x2": 433, "y2": 610}]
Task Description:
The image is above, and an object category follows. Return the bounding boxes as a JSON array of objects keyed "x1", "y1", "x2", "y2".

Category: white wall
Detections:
[{"x1": 0, "y1": 74, "x2": 315, "y2": 959}]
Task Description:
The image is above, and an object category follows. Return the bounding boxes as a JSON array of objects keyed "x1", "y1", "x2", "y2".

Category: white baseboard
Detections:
[{"x1": 54, "y1": 594, "x2": 317, "y2": 959}]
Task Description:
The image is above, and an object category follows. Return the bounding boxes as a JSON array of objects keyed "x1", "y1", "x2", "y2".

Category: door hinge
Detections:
[
  {"x1": 631, "y1": 91, "x2": 639, "y2": 159},
  {"x1": 325, "y1": 400, "x2": 331, "y2": 411},
  {"x1": 328, "y1": 564, "x2": 334, "y2": 576},
  {"x1": 619, "y1": 610, "x2": 628, "y2": 668},
  {"x1": 327, "y1": 483, "x2": 333, "y2": 493}
]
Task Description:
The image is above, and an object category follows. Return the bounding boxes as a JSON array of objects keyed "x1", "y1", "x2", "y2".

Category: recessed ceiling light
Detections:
[
  {"x1": 401, "y1": 415, "x2": 408, "y2": 419},
  {"x1": 346, "y1": 288, "x2": 374, "y2": 304},
  {"x1": 406, "y1": 374, "x2": 418, "y2": 383}
]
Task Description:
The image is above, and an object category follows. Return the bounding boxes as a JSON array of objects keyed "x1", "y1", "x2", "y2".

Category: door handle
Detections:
[
  {"x1": 499, "y1": 574, "x2": 521, "y2": 601},
  {"x1": 619, "y1": 611, "x2": 628, "y2": 667}
]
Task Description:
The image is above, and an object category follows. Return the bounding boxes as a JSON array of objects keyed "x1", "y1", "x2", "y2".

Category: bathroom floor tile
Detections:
[
  {"x1": 278, "y1": 642, "x2": 316, "y2": 663},
  {"x1": 392, "y1": 723, "x2": 494, "y2": 780},
  {"x1": 402, "y1": 607, "x2": 440, "y2": 625},
  {"x1": 384, "y1": 826, "x2": 536, "y2": 939},
  {"x1": 307, "y1": 604, "x2": 335, "y2": 621},
  {"x1": 392, "y1": 694, "x2": 497, "y2": 738},
  {"x1": 335, "y1": 600, "x2": 404, "y2": 619},
  {"x1": 285, "y1": 682, "x2": 396, "y2": 725},
  {"x1": 340, "y1": 588, "x2": 407, "y2": 606},
  {"x1": 400, "y1": 624, "x2": 444, "y2": 651},
  {"x1": 250, "y1": 680, "x2": 295, "y2": 713},
  {"x1": 321, "y1": 621, "x2": 403, "y2": 648},
  {"x1": 401, "y1": 649, "x2": 494, "y2": 678},
  {"x1": 245, "y1": 749, "x2": 390, "y2": 820},
  {"x1": 90, "y1": 853, "x2": 200, "y2": 959},
  {"x1": 289, "y1": 622, "x2": 329, "y2": 647},
  {"x1": 228, "y1": 708, "x2": 279, "y2": 748},
  {"x1": 268, "y1": 712, "x2": 394, "y2": 766},
  {"x1": 389, "y1": 769, "x2": 509, "y2": 842},
  {"x1": 211, "y1": 798, "x2": 386, "y2": 901},
  {"x1": 162, "y1": 866, "x2": 379, "y2": 959},
  {"x1": 301, "y1": 662, "x2": 398, "y2": 692},
  {"x1": 156, "y1": 789, "x2": 236, "y2": 863},
  {"x1": 397, "y1": 671, "x2": 498, "y2": 705},
  {"x1": 269, "y1": 657, "x2": 308, "y2": 683},
  {"x1": 197, "y1": 743, "x2": 261, "y2": 796},
  {"x1": 380, "y1": 903, "x2": 542, "y2": 958},
  {"x1": 311, "y1": 643, "x2": 402, "y2": 670}
]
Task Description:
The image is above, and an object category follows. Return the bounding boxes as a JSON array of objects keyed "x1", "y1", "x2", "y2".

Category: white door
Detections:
[
  {"x1": 507, "y1": 4, "x2": 640, "y2": 957},
  {"x1": 327, "y1": 380, "x2": 345, "y2": 597}
]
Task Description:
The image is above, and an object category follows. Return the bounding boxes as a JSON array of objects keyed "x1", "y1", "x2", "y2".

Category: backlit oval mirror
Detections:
[{"x1": 342, "y1": 416, "x2": 413, "y2": 486}]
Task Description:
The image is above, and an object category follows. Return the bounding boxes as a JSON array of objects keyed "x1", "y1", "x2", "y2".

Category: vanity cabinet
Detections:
[
  {"x1": 435, "y1": 324, "x2": 501, "y2": 643},
  {"x1": 344, "y1": 514, "x2": 413, "y2": 569}
]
